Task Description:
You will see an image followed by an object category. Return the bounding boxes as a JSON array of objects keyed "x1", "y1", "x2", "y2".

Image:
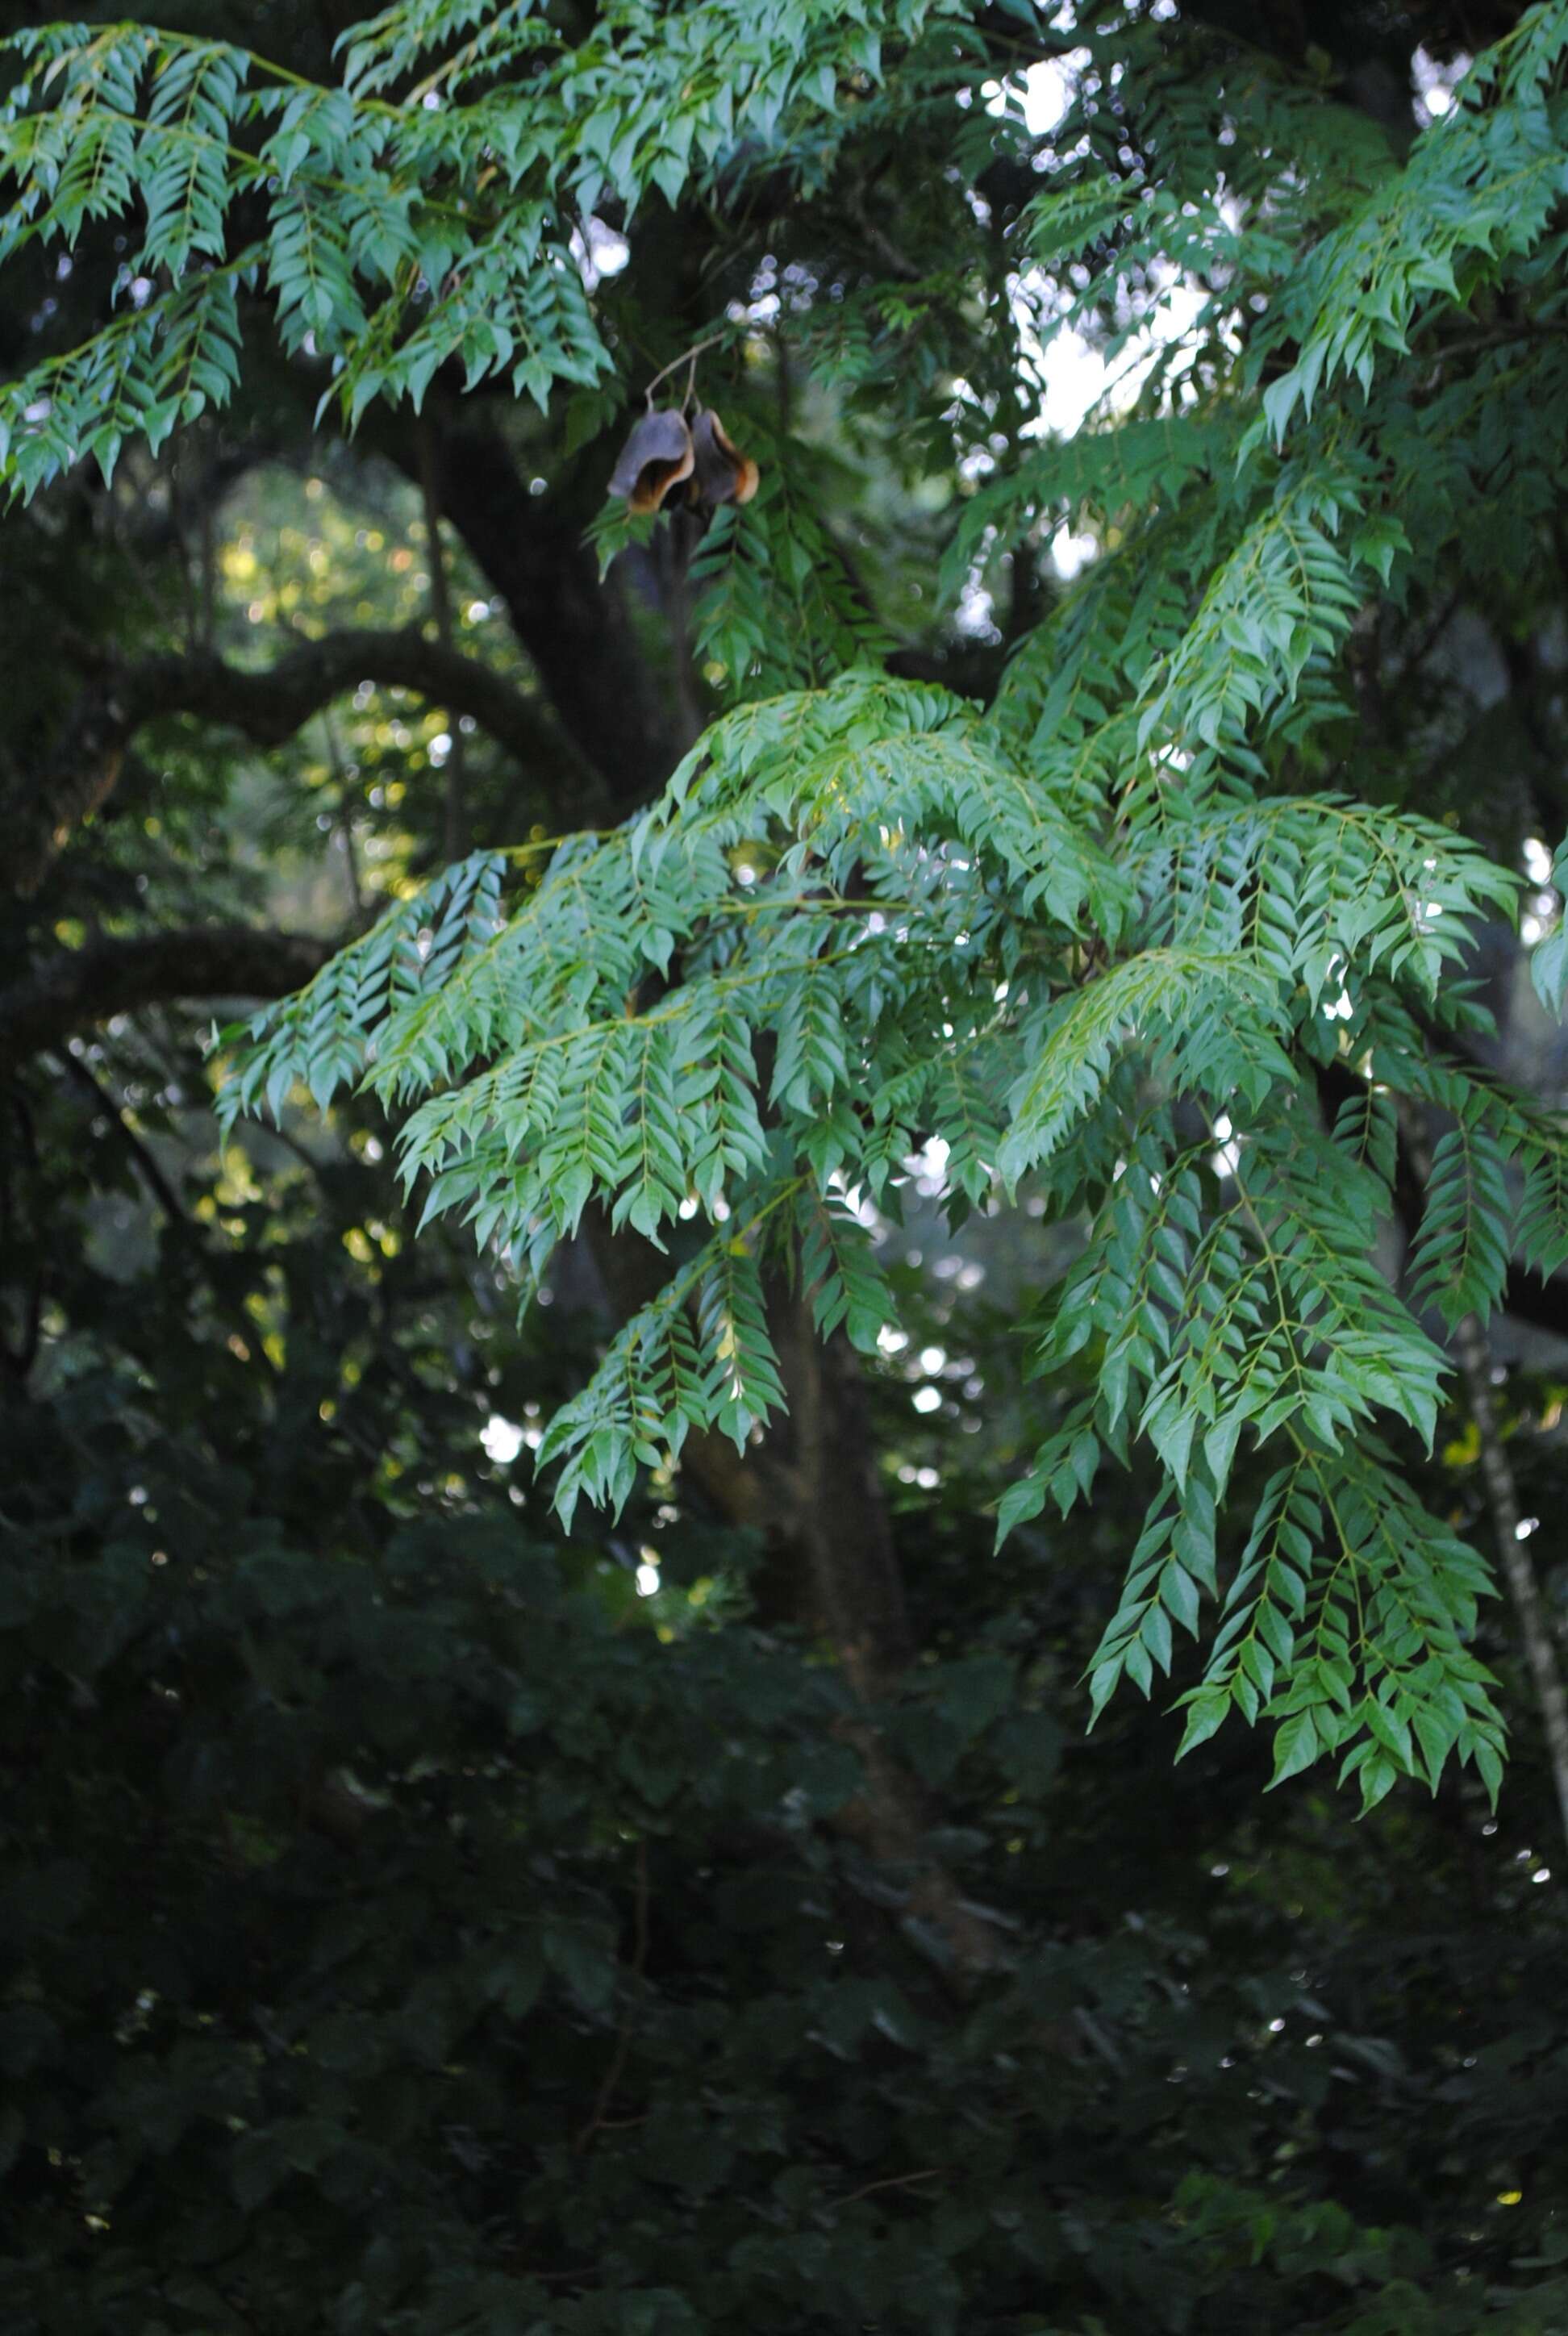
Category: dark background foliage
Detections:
[{"x1": 2, "y1": 2, "x2": 1568, "y2": 2330}]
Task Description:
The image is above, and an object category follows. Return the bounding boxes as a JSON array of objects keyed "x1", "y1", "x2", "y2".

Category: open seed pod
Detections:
[
  {"x1": 607, "y1": 406, "x2": 695, "y2": 515},
  {"x1": 688, "y1": 407, "x2": 760, "y2": 508}
]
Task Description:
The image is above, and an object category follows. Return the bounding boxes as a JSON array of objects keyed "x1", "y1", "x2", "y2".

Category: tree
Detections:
[
  {"x1": 4, "y1": 2, "x2": 1568, "y2": 2330},
  {"x1": 10, "y1": 0, "x2": 1566, "y2": 1799}
]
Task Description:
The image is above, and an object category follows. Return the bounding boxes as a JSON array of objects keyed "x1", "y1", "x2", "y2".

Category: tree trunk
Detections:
[{"x1": 582, "y1": 1212, "x2": 1003, "y2": 1975}]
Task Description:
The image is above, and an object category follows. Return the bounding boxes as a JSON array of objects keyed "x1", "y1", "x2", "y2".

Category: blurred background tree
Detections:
[{"x1": 2, "y1": 2, "x2": 1568, "y2": 2330}]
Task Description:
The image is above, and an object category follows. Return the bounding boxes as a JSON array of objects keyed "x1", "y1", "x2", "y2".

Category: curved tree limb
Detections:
[
  {"x1": 0, "y1": 927, "x2": 332, "y2": 1073},
  {"x1": 15, "y1": 626, "x2": 607, "y2": 893}
]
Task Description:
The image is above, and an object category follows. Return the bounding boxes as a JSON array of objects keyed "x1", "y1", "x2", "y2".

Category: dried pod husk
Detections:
[
  {"x1": 607, "y1": 406, "x2": 695, "y2": 514},
  {"x1": 688, "y1": 407, "x2": 760, "y2": 508}
]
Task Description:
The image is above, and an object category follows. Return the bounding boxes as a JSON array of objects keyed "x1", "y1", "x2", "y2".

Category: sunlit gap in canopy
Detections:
[{"x1": 957, "y1": 37, "x2": 1230, "y2": 596}]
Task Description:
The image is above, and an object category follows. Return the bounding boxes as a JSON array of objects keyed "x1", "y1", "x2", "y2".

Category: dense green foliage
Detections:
[
  {"x1": 6, "y1": 1153, "x2": 1568, "y2": 2336},
  {"x1": 181, "y1": 0, "x2": 1568, "y2": 1806},
  {"x1": 5, "y1": 0, "x2": 1568, "y2": 2329}
]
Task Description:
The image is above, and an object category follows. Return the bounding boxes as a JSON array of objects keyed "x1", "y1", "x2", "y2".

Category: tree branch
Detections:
[
  {"x1": 579, "y1": 1209, "x2": 1005, "y2": 1980},
  {"x1": 53, "y1": 1045, "x2": 190, "y2": 1223},
  {"x1": 415, "y1": 411, "x2": 685, "y2": 811},
  {"x1": 0, "y1": 927, "x2": 332, "y2": 1073},
  {"x1": 15, "y1": 626, "x2": 607, "y2": 892}
]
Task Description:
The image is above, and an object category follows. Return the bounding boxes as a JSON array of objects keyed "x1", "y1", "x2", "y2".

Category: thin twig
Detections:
[
  {"x1": 1403, "y1": 1103, "x2": 1568, "y2": 1850},
  {"x1": 574, "y1": 1838, "x2": 651, "y2": 2151},
  {"x1": 52, "y1": 1046, "x2": 289, "y2": 1376},
  {"x1": 836, "y1": 2168, "x2": 942, "y2": 2208},
  {"x1": 419, "y1": 420, "x2": 469, "y2": 865},
  {"x1": 54, "y1": 1046, "x2": 187, "y2": 1224},
  {"x1": 842, "y1": 195, "x2": 923, "y2": 282},
  {"x1": 1452, "y1": 1311, "x2": 1568, "y2": 1854},
  {"x1": 642, "y1": 332, "x2": 728, "y2": 403},
  {"x1": 1400, "y1": 585, "x2": 1465, "y2": 678},
  {"x1": 319, "y1": 711, "x2": 365, "y2": 920}
]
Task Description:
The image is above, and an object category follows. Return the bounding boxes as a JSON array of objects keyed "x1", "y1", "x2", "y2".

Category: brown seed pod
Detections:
[
  {"x1": 688, "y1": 407, "x2": 760, "y2": 508},
  {"x1": 607, "y1": 406, "x2": 695, "y2": 514}
]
